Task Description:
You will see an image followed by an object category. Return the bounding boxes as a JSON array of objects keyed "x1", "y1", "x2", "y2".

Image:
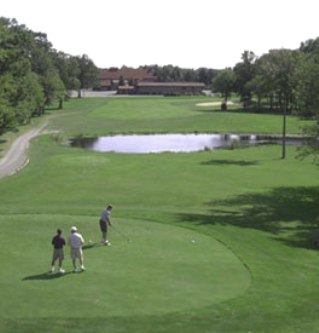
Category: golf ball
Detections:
[{"x1": 191, "y1": 240, "x2": 195, "y2": 243}]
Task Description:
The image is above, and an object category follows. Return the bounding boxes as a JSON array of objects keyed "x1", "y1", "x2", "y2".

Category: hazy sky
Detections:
[{"x1": 2, "y1": 0, "x2": 319, "y2": 69}]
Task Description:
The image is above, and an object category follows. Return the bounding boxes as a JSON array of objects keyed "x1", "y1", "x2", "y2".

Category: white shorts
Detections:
[{"x1": 70, "y1": 247, "x2": 83, "y2": 260}]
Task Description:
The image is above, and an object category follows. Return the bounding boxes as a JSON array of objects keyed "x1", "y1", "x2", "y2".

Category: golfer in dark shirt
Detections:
[
  {"x1": 51, "y1": 229, "x2": 66, "y2": 273},
  {"x1": 100, "y1": 204, "x2": 112, "y2": 246}
]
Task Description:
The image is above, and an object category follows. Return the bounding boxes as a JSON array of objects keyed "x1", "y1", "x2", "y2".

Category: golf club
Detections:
[{"x1": 111, "y1": 225, "x2": 131, "y2": 242}]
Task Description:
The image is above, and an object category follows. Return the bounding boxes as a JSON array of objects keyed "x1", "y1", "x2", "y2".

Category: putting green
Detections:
[{"x1": 0, "y1": 214, "x2": 250, "y2": 318}]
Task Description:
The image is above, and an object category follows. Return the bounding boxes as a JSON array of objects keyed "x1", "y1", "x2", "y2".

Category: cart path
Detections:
[{"x1": 0, "y1": 122, "x2": 48, "y2": 179}]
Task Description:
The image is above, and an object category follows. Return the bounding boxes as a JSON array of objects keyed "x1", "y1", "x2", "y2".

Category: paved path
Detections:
[{"x1": 0, "y1": 122, "x2": 47, "y2": 179}]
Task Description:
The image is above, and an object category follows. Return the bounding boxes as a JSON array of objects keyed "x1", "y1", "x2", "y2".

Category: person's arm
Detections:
[{"x1": 106, "y1": 217, "x2": 112, "y2": 226}]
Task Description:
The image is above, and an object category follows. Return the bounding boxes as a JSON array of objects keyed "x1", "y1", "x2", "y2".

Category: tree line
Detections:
[
  {"x1": 140, "y1": 64, "x2": 219, "y2": 85},
  {"x1": 212, "y1": 42, "x2": 319, "y2": 118},
  {"x1": 212, "y1": 40, "x2": 319, "y2": 161},
  {"x1": 0, "y1": 17, "x2": 98, "y2": 134}
]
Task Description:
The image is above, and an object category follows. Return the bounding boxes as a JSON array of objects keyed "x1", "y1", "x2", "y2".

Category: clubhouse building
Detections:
[{"x1": 97, "y1": 68, "x2": 205, "y2": 95}]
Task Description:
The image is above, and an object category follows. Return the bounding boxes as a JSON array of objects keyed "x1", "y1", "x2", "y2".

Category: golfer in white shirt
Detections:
[{"x1": 68, "y1": 226, "x2": 85, "y2": 272}]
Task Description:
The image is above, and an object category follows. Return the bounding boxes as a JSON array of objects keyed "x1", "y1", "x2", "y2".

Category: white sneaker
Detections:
[
  {"x1": 74, "y1": 267, "x2": 78, "y2": 272},
  {"x1": 104, "y1": 240, "x2": 110, "y2": 246},
  {"x1": 80, "y1": 265, "x2": 85, "y2": 271},
  {"x1": 51, "y1": 266, "x2": 55, "y2": 273},
  {"x1": 59, "y1": 268, "x2": 65, "y2": 274}
]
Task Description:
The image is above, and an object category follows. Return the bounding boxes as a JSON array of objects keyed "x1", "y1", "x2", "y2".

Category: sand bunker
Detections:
[{"x1": 196, "y1": 101, "x2": 234, "y2": 107}]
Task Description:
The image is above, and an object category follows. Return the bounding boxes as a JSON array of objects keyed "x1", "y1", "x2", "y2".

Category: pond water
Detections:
[{"x1": 69, "y1": 133, "x2": 304, "y2": 154}]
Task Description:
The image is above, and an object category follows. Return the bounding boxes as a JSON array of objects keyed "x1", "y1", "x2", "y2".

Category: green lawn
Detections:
[
  {"x1": 46, "y1": 96, "x2": 310, "y2": 135},
  {"x1": 0, "y1": 97, "x2": 319, "y2": 333}
]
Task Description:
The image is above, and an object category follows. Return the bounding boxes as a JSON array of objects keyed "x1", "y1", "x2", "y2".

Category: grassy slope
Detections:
[{"x1": 0, "y1": 97, "x2": 319, "y2": 333}]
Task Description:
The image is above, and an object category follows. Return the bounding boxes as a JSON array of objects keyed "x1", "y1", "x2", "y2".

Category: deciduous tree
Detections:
[{"x1": 212, "y1": 68, "x2": 235, "y2": 110}]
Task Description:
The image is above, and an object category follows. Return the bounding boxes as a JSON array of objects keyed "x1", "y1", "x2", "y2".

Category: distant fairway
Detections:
[{"x1": 0, "y1": 214, "x2": 250, "y2": 318}]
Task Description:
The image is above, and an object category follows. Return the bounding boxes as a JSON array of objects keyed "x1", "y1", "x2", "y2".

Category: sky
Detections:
[{"x1": 2, "y1": 0, "x2": 319, "y2": 70}]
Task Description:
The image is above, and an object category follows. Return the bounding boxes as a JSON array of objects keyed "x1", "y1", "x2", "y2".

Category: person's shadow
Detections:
[
  {"x1": 83, "y1": 242, "x2": 103, "y2": 250},
  {"x1": 22, "y1": 242, "x2": 102, "y2": 281},
  {"x1": 23, "y1": 271, "x2": 73, "y2": 281}
]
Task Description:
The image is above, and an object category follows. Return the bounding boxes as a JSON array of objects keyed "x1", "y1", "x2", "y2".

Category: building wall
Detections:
[{"x1": 135, "y1": 85, "x2": 204, "y2": 95}]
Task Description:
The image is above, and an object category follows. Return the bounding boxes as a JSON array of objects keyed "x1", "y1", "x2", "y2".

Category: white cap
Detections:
[{"x1": 71, "y1": 226, "x2": 77, "y2": 232}]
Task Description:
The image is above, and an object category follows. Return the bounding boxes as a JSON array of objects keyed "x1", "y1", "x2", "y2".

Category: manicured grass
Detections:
[
  {"x1": 0, "y1": 97, "x2": 319, "y2": 333},
  {"x1": 46, "y1": 96, "x2": 311, "y2": 135},
  {"x1": 0, "y1": 214, "x2": 249, "y2": 318}
]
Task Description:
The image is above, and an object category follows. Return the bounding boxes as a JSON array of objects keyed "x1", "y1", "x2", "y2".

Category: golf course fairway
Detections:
[
  {"x1": 0, "y1": 214, "x2": 250, "y2": 318},
  {"x1": 1, "y1": 96, "x2": 319, "y2": 332}
]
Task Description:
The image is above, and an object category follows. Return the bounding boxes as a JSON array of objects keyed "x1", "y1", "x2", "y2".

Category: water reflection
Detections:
[{"x1": 69, "y1": 134, "x2": 303, "y2": 154}]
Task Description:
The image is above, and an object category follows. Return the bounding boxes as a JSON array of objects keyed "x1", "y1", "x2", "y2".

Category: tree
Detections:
[
  {"x1": 51, "y1": 51, "x2": 80, "y2": 98},
  {"x1": 26, "y1": 72, "x2": 46, "y2": 115},
  {"x1": 41, "y1": 68, "x2": 65, "y2": 108},
  {"x1": 196, "y1": 67, "x2": 218, "y2": 85},
  {"x1": 183, "y1": 68, "x2": 196, "y2": 82},
  {"x1": 295, "y1": 45, "x2": 319, "y2": 118},
  {"x1": 212, "y1": 68, "x2": 235, "y2": 110},
  {"x1": 0, "y1": 101, "x2": 14, "y2": 134},
  {"x1": 299, "y1": 37, "x2": 319, "y2": 53},
  {"x1": 0, "y1": 17, "x2": 100, "y2": 133},
  {"x1": 76, "y1": 54, "x2": 98, "y2": 98},
  {"x1": 30, "y1": 32, "x2": 66, "y2": 108},
  {"x1": 255, "y1": 49, "x2": 299, "y2": 158},
  {"x1": 297, "y1": 120, "x2": 319, "y2": 165},
  {"x1": 0, "y1": 17, "x2": 45, "y2": 127},
  {"x1": 233, "y1": 51, "x2": 257, "y2": 107},
  {"x1": 295, "y1": 43, "x2": 319, "y2": 163}
]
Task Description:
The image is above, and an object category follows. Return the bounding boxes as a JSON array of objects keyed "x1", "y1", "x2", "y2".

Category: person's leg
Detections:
[
  {"x1": 79, "y1": 249, "x2": 85, "y2": 271},
  {"x1": 51, "y1": 250, "x2": 58, "y2": 272},
  {"x1": 100, "y1": 220, "x2": 108, "y2": 243},
  {"x1": 71, "y1": 248, "x2": 77, "y2": 271},
  {"x1": 58, "y1": 251, "x2": 65, "y2": 273},
  {"x1": 103, "y1": 225, "x2": 110, "y2": 245}
]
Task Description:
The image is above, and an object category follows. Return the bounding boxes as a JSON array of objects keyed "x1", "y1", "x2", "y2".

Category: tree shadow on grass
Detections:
[
  {"x1": 178, "y1": 186, "x2": 319, "y2": 250},
  {"x1": 23, "y1": 271, "x2": 73, "y2": 281},
  {"x1": 201, "y1": 159, "x2": 259, "y2": 167}
]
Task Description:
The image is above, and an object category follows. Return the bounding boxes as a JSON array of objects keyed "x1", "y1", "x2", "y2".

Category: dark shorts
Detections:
[
  {"x1": 52, "y1": 248, "x2": 64, "y2": 261},
  {"x1": 99, "y1": 219, "x2": 107, "y2": 232}
]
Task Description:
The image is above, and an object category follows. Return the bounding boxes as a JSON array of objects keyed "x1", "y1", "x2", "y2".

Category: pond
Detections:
[{"x1": 69, "y1": 133, "x2": 305, "y2": 154}]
